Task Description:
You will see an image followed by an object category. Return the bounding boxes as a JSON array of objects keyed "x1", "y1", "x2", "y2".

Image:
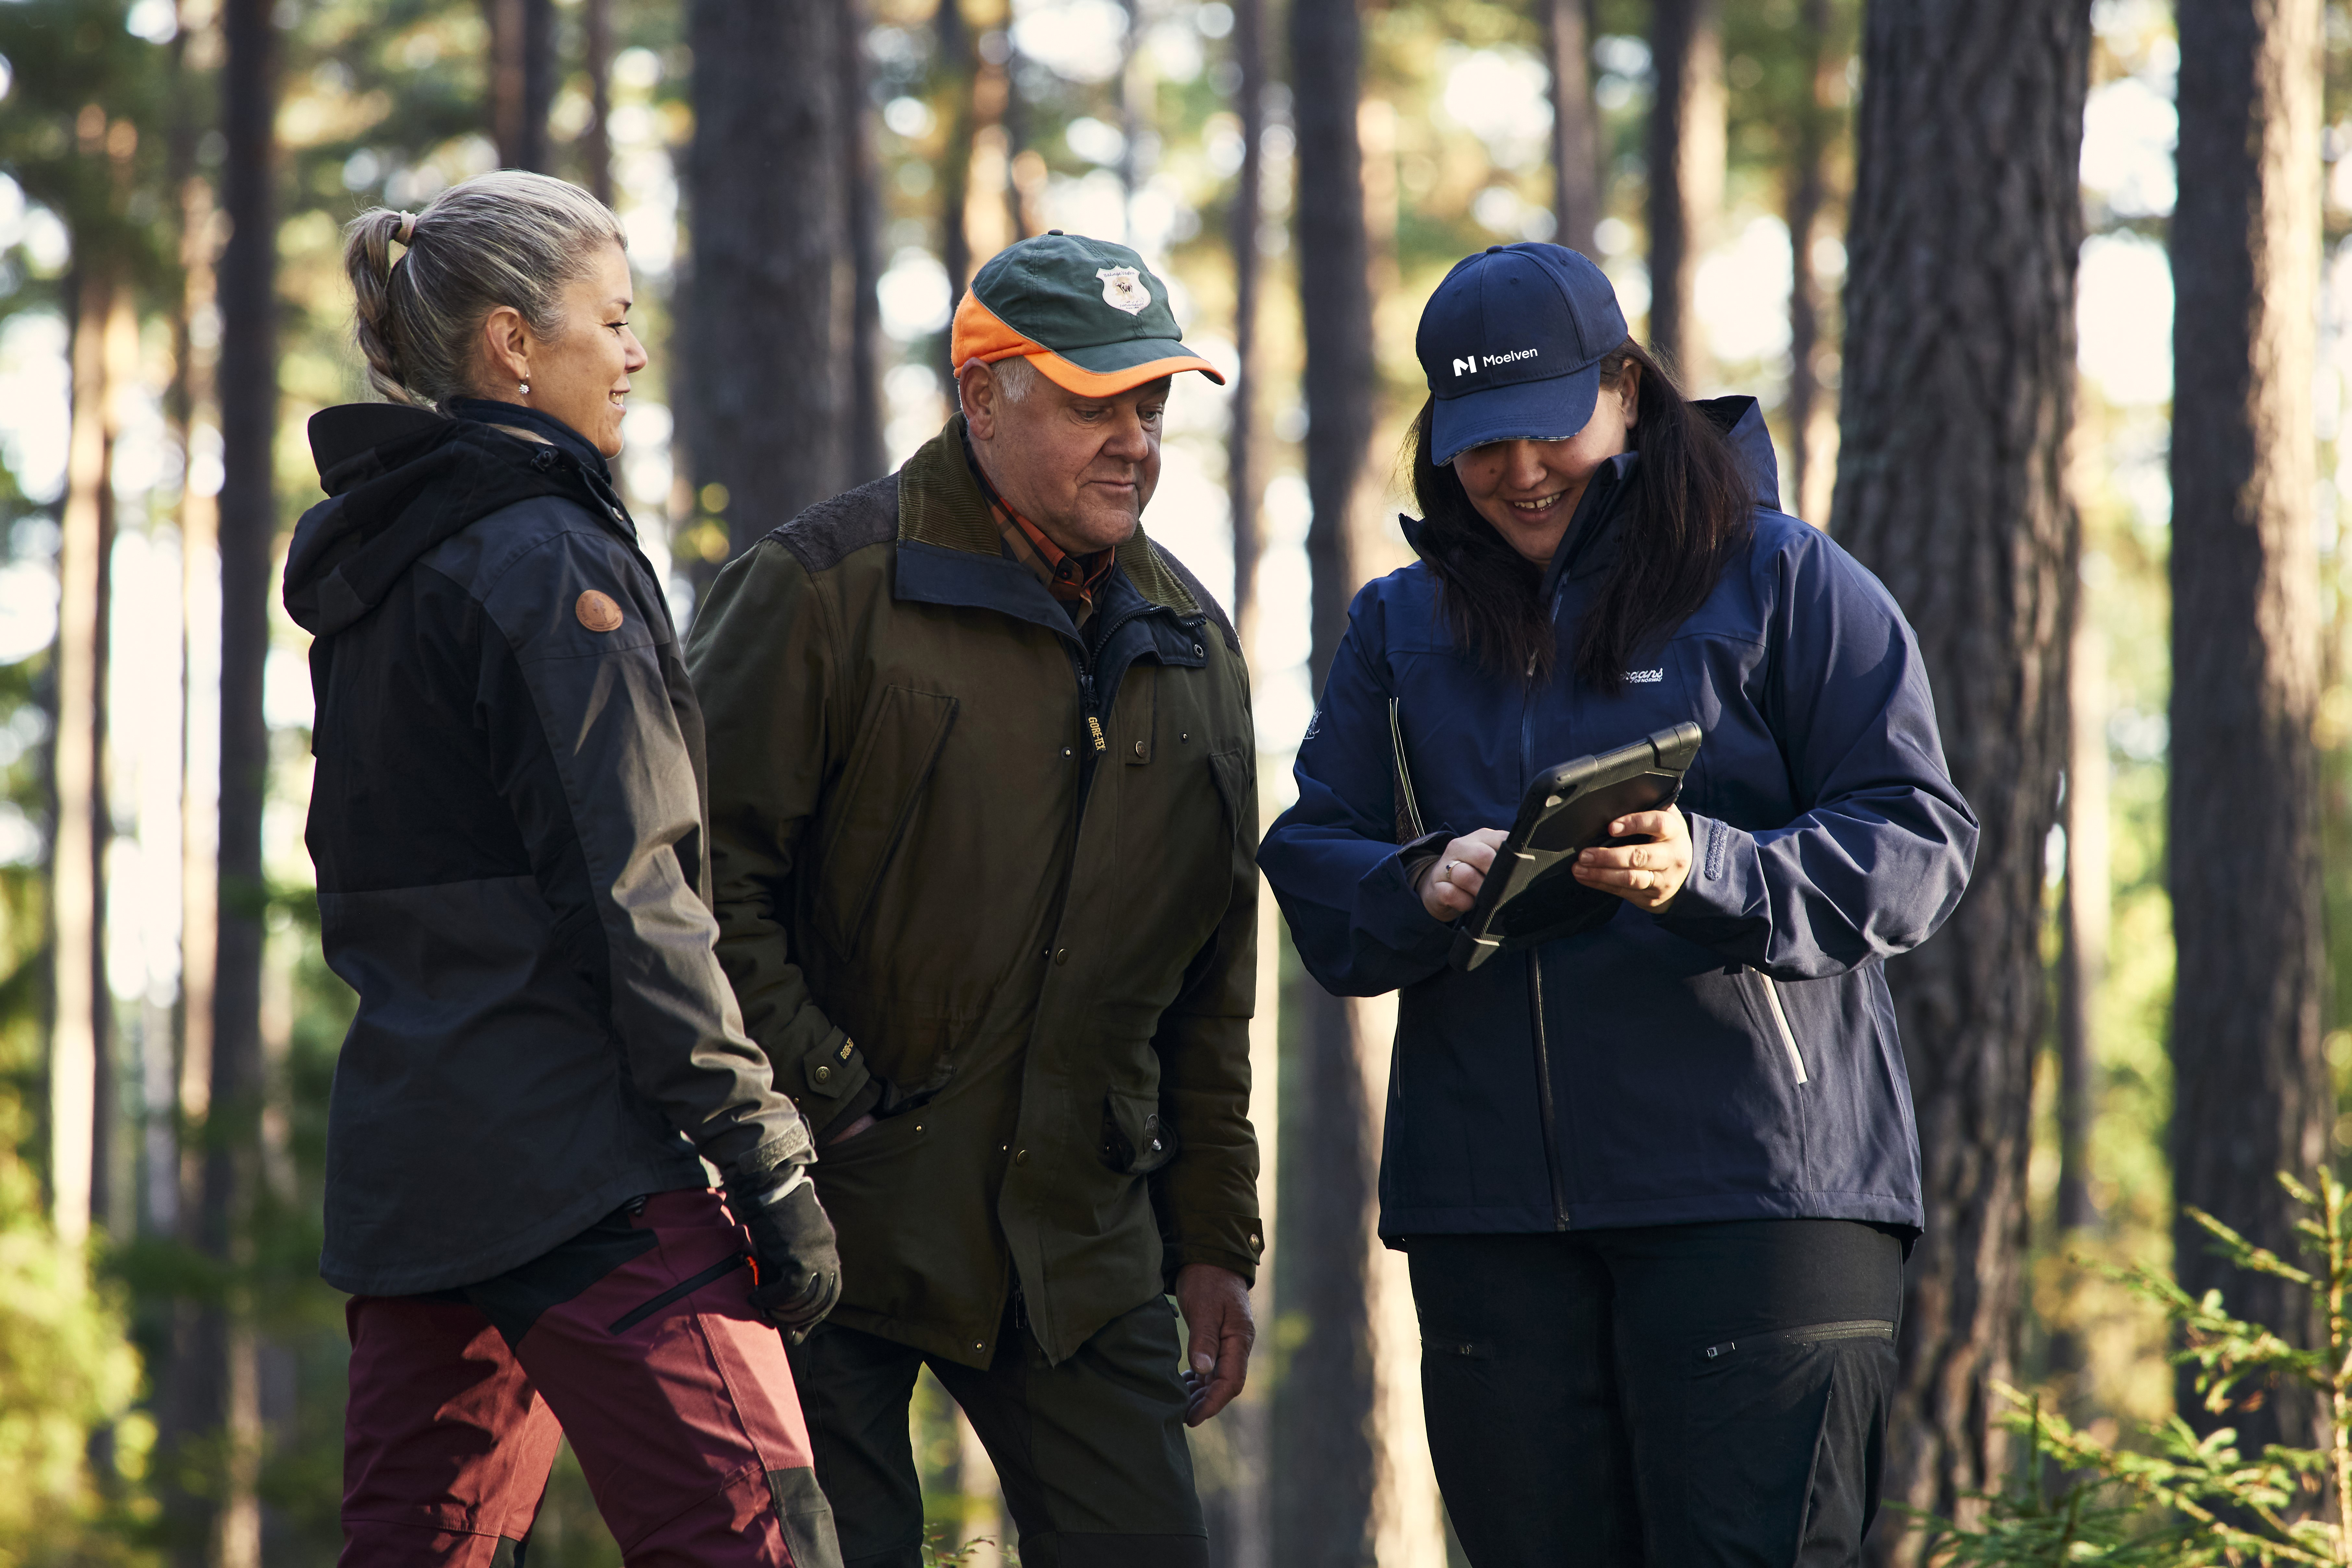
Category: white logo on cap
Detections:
[
  {"x1": 1096, "y1": 267, "x2": 1151, "y2": 315},
  {"x1": 1453, "y1": 357, "x2": 1477, "y2": 377}
]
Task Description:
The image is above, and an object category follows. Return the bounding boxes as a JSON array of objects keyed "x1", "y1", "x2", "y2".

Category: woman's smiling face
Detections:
[{"x1": 1450, "y1": 366, "x2": 1639, "y2": 567}]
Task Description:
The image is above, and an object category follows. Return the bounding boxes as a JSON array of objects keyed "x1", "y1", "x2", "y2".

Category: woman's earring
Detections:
[{"x1": 518, "y1": 380, "x2": 530, "y2": 396}]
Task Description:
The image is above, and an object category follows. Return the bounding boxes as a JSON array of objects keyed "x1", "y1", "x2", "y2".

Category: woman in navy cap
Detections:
[{"x1": 1259, "y1": 243, "x2": 1976, "y2": 1564}]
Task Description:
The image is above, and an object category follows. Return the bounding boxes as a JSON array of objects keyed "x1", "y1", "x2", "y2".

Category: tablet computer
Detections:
[{"x1": 1448, "y1": 722, "x2": 1703, "y2": 972}]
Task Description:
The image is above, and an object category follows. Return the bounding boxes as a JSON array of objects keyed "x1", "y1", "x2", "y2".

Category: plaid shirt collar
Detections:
[{"x1": 964, "y1": 431, "x2": 1117, "y2": 628}]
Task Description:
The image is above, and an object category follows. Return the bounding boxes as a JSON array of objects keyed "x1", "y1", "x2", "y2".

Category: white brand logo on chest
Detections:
[{"x1": 1625, "y1": 668, "x2": 1664, "y2": 684}]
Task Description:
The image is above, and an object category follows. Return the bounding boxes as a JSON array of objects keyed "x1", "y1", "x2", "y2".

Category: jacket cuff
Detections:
[
  {"x1": 1653, "y1": 811, "x2": 1765, "y2": 933},
  {"x1": 1160, "y1": 1214, "x2": 1266, "y2": 1289},
  {"x1": 1354, "y1": 835, "x2": 1459, "y2": 965},
  {"x1": 730, "y1": 1123, "x2": 816, "y2": 1189}
]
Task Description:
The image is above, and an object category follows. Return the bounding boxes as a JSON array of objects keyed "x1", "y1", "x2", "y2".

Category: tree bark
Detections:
[
  {"x1": 1782, "y1": 0, "x2": 1833, "y2": 522},
  {"x1": 2168, "y1": 0, "x2": 2326, "y2": 1456},
  {"x1": 1830, "y1": 4, "x2": 2088, "y2": 1559},
  {"x1": 51, "y1": 266, "x2": 114, "y2": 1249},
  {"x1": 688, "y1": 0, "x2": 848, "y2": 554},
  {"x1": 1276, "y1": 1, "x2": 1381, "y2": 1565},
  {"x1": 1643, "y1": 0, "x2": 1722, "y2": 386},
  {"x1": 842, "y1": 0, "x2": 887, "y2": 485},
  {"x1": 1544, "y1": 0, "x2": 1600, "y2": 254},
  {"x1": 2057, "y1": 607, "x2": 2106, "y2": 1242},
  {"x1": 936, "y1": 0, "x2": 973, "y2": 306},
  {"x1": 581, "y1": 0, "x2": 613, "y2": 206},
  {"x1": 177, "y1": 0, "x2": 278, "y2": 1560},
  {"x1": 489, "y1": 0, "x2": 556, "y2": 172},
  {"x1": 1227, "y1": 0, "x2": 1266, "y2": 639}
]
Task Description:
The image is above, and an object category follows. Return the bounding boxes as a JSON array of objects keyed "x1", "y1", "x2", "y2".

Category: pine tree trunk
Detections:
[
  {"x1": 489, "y1": 0, "x2": 556, "y2": 172},
  {"x1": 2168, "y1": 0, "x2": 2326, "y2": 1456},
  {"x1": 1277, "y1": 1, "x2": 1380, "y2": 1563},
  {"x1": 1644, "y1": 0, "x2": 1722, "y2": 386},
  {"x1": 1228, "y1": 0, "x2": 1266, "y2": 639},
  {"x1": 842, "y1": 0, "x2": 888, "y2": 485},
  {"x1": 1781, "y1": 0, "x2": 1832, "y2": 523},
  {"x1": 582, "y1": 0, "x2": 614, "y2": 205},
  {"x1": 1544, "y1": 0, "x2": 1600, "y2": 254},
  {"x1": 688, "y1": 0, "x2": 847, "y2": 554},
  {"x1": 1830, "y1": 4, "x2": 2088, "y2": 1559},
  {"x1": 936, "y1": 0, "x2": 973, "y2": 306},
  {"x1": 51, "y1": 266, "x2": 113, "y2": 1249}
]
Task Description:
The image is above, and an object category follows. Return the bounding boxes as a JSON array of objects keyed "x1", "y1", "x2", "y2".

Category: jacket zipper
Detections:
[
  {"x1": 1756, "y1": 972, "x2": 1809, "y2": 1085},
  {"x1": 1526, "y1": 955, "x2": 1571, "y2": 1229}
]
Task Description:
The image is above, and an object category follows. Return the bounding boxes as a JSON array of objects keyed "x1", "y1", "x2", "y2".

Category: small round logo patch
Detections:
[{"x1": 576, "y1": 590, "x2": 624, "y2": 632}]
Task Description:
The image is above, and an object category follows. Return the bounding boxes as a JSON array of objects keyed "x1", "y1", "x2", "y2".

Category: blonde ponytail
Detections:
[
  {"x1": 344, "y1": 207, "x2": 415, "y2": 403},
  {"x1": 338, "y1": 172, "x2": 626, "y2": 411}
]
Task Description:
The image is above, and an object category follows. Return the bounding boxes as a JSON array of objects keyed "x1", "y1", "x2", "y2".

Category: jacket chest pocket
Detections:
[{"x1": 812, "y1": 684, "x2": 958, "y2": 956}]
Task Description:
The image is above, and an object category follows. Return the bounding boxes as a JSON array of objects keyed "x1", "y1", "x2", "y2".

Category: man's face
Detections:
[{"x1": 964, "y1": 365, "x2": 1171, "y2": 556}]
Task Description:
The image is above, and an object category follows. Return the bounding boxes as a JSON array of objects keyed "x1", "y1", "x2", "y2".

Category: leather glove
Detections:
[{"x1": 729, "y1": 1166, "x2": 842, "y2": 1344}]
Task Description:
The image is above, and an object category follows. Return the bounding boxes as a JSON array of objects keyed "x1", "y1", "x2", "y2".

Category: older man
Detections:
[{"x1": 685, "y1": 233, "x2": 1261, "y2": 1568}]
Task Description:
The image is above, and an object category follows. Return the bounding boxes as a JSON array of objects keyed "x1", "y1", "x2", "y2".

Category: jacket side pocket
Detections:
[
  {"x1": 813, "y1": 684, "x2": 958, "y2": 956},
  {"x1": 1100, "y1": 1089, "x2": 1179, "y2": 1176},
  {"x1": 1755, "y1": 971, "x2": 1809, "y2": 1086}
]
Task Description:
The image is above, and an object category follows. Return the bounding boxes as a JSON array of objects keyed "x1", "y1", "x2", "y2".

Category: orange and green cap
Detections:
[{"x1": 951, "y1": 232, "x2": 1225, "y2": 396}]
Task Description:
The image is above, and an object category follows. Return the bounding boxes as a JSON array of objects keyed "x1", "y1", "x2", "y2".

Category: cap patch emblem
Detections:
[
  {"x1": 576, "y1": 590, "x2": 624, "y2": 632},
  {"x1": 1096, "y1": 266, "x2": 1150, "y2": 316}
]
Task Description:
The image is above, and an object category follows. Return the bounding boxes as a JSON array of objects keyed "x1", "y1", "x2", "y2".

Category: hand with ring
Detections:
[{"x1": 1414, "y1": 828, "x2": 1509, "y2": 922}]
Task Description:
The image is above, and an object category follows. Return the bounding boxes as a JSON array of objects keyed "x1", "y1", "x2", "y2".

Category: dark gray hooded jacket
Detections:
[{"x1": 286, "y1": 399, "x2": 812, "y2": 1296}]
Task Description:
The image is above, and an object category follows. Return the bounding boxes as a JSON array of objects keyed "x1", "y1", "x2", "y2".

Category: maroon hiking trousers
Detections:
[{"x1": 340, "y1": 1188, "x2": 841, "y2": 1567}]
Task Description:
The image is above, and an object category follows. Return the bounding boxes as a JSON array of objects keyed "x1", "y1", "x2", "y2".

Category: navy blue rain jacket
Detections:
[{"x1": 1259, "y1": 398, "x2": 1975, "y2": 1240}]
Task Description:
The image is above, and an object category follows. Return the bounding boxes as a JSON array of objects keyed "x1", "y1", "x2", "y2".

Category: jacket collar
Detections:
[
  {"x1": 893, "y1": 415, "x2": 1201, "y2": 636},
  {"x1": 446, "y1": 397, "x2": 614, "y2": 483}
]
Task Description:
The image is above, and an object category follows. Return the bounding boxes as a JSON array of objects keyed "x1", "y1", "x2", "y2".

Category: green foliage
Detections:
[
  {"x1": 0, "y1": 1133, "x2": 148, "y2": 1564},
  {"x1": 1930, "y1": 1172, "x2": 2352, "y2": 1566}
]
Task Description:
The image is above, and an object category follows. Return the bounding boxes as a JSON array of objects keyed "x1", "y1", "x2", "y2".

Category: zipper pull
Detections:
[{"x1": 1087, "y1": 715, "x2": 1107, "y2": 753}]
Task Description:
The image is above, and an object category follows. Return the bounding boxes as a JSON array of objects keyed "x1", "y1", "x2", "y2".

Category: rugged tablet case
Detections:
[{"x1": 1448, "y1": 722, "x2": 1704, "y2": 972}]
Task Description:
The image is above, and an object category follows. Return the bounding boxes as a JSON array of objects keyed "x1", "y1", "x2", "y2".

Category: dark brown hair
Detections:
[{"x1": 1408, "y1": 340, "x2": 1755, "y2": 688}]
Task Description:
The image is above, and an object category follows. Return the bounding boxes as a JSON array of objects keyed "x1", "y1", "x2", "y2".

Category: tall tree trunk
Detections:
[
  {"x1": 2056, "y1": 607, "x2": 2106, "y2": 1244},
  {"x1": 688, "y1": 0, "x2": 847, "y2": 554},
  {"x1": 1228, "y1": 0, "x2": 1266, "y2": 640},
  {"x1": 489, "y1": 0, "x2": 557, "y2": 171},
  {"x1": 581, "y1": 0, "x2": 614, "y2": 206},
  {"x1": 1277, "y1": 2, "x2": 1380, "y2": 1565},
  {"x1": 188, "y1": 0, "x2": 279, "y2": 1559},
  {"x1": 1782, "y1": 0, "x2": 1832, "y2": 523},
  {"x1": 51, "y1": 266, "x2": 115, "y2": 1249},
  {"x1": 937, "y1": 0, "x2": 973, "y2": 306},
  {"x1": 1831, "y1": 5, "x2": 2088, "y2": 1560},
  {"x1": 2168, "y1": 0, "x2": 2326, "y2": 1456},
  {"x1": 1544, "y1": 0, "x2": 1600, "y2": 254},
  {"x1": 1644, "y1": 0, "x2": 1722, "y2": 386},
  {"x1": 842, "y1": 0, "x2": 887, "y2": 484}
]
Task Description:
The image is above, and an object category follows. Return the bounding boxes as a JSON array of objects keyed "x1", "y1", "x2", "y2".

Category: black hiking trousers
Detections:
[{"x1": 1409, "y1": 1218, "x2": 1903, "y2": 1568}]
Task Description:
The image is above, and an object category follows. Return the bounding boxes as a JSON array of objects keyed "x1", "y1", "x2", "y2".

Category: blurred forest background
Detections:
[{"x1": 0, "y1": 0, "x2": 2345, "y2": 1563}]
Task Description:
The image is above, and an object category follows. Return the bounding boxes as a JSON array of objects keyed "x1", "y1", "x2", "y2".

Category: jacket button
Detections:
[
  {"x1": 1193, "y1": 643, "x2": 1204, "y2": 657},
  {"x1": 609, "y1": 504, "x2": 624, "y2": 520},
  {"x1": 1015, "y1": 1149, "x2": 1029, "y2": 1165},
  {"x1": 1249, "y1": 1232, "x2": 1262, "y2": 1250},
  {"x1": 1053, "y1": 948, "x2": 1070, "y2": 965},
  {"x1": 1133, "y1": 740, "x2": 1146, "y2": 759},
  {"x1": 1062, "y1": 747, "x2": 1073, "y2": 758},
  {"x1": 812, "y1": 1064, "x2": 832, "y2": 1084},
  {"x1": 1180, "y1": 732, "x2": 1189, "y2": 742}
]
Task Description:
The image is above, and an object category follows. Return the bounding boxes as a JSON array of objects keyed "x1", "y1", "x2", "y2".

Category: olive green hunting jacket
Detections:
[{"x1": 684, "y1": 418, "x2": 1263, "y2": 1368}]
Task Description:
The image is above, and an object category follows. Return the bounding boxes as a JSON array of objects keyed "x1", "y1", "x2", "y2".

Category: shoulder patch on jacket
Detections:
[
  {"x1": 768, "y1": 473, "x2": 901, "y2": 577},
  {"x1": 1150, "y1": 544, "x2": 1240, "y2": 653}
]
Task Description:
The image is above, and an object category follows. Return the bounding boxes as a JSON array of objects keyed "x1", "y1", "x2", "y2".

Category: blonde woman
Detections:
[{"x1": 287, "y1": 171, "x2": 843, "y2": 1567}]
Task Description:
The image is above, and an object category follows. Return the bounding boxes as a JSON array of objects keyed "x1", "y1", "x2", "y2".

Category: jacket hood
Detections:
[
  {"x1": 1398, "y1": 393, "x2": 1786, "y2": 566},
  {"x1": 285, "y1": 402, "x2": 612, "y2": 637}
]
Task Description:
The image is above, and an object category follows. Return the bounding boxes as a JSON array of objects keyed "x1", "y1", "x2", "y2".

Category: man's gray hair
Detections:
[{"x1": 958, "y1": 355, "x2": 1040, "y2": 413}]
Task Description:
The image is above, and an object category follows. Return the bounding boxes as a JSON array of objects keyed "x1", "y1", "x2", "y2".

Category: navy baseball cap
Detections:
[{"x1": 1415, "y1": 243, "x2": 1629, "y2": 466}]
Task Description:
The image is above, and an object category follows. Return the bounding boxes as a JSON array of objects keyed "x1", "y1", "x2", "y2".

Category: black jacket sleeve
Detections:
[{"x1": 477, "y1": 520, "x2": 813, "y2": 1181}]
